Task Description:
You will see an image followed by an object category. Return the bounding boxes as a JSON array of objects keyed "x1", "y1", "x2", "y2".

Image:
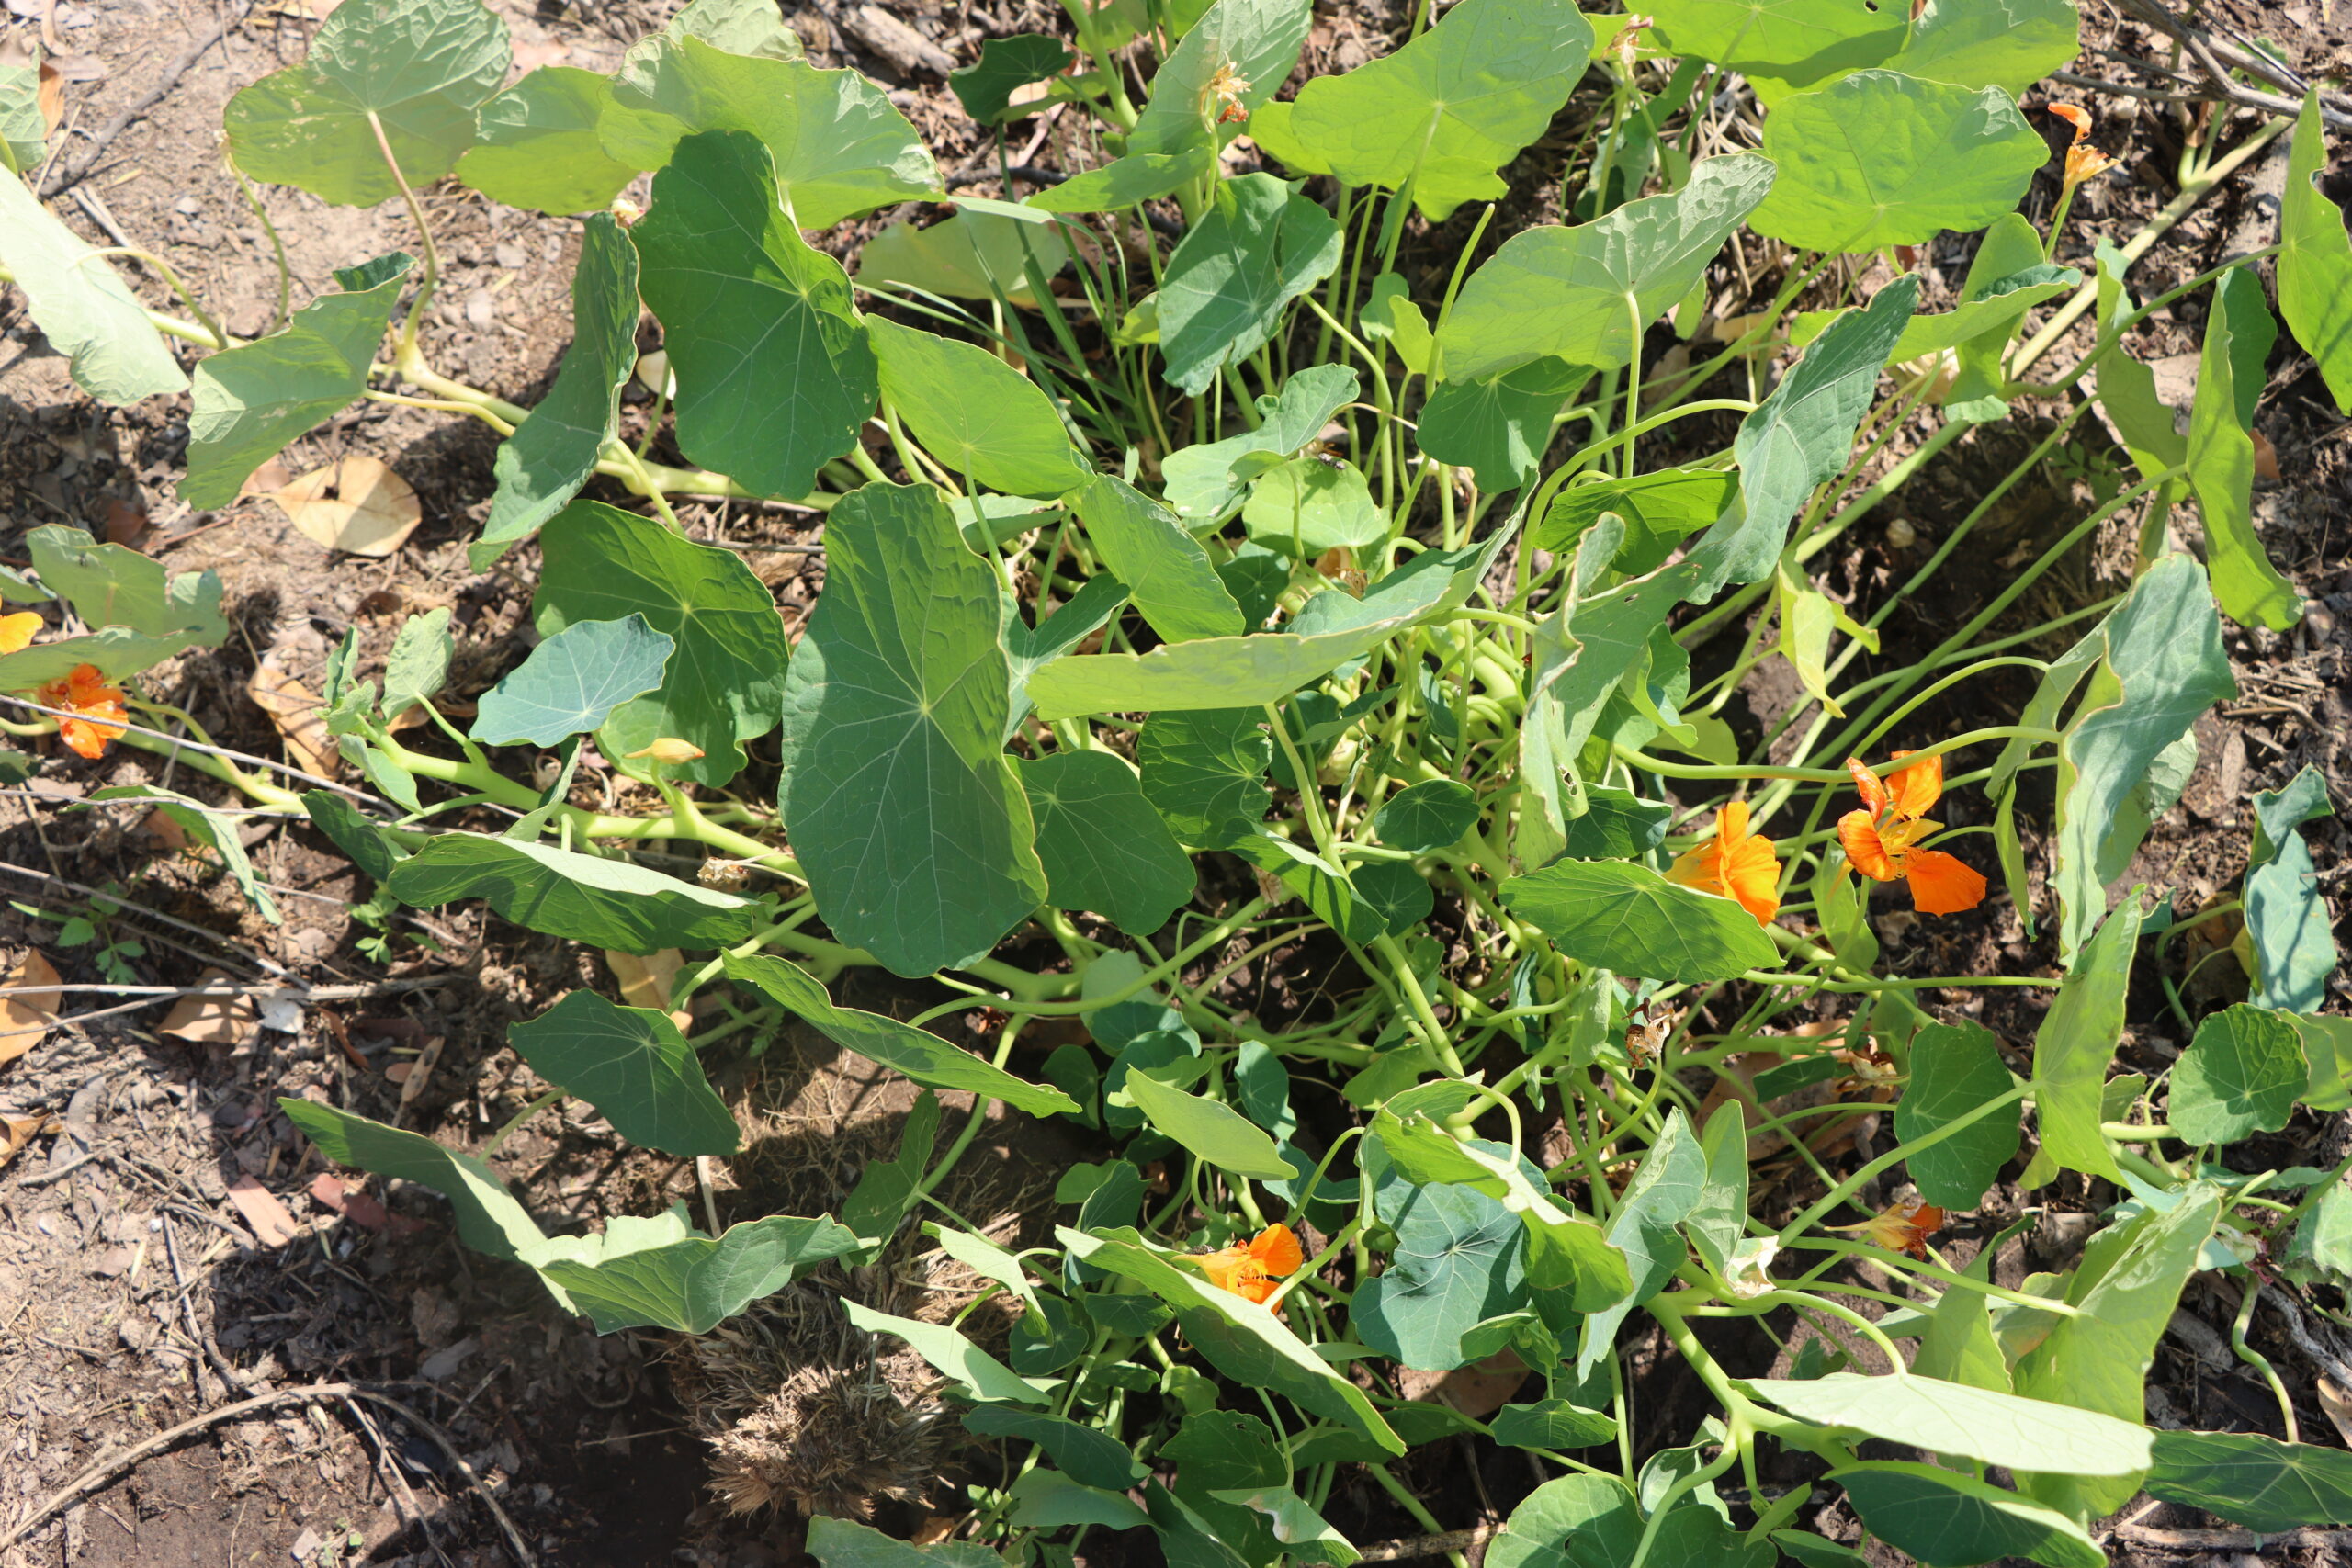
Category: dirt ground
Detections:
[{"x1": 2, "y1": 0, "x2": 2350, "y2": 1562}]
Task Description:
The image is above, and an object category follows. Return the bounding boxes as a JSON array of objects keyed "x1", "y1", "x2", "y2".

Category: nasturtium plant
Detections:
[{"x1": 6, "y1": 0, "x2": 2348, "y2": 1560}]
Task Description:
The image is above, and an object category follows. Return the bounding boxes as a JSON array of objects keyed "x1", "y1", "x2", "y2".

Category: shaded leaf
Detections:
[
  {"x1": 2030, "y1": 897, "x2": 2141, "y2": 1183},
  {"x1": 2169, "y1": 1004, "x2": 2306, "y2": 1145},
  {"x1": 723, "y1": 953, "x2": 1080, "y2": 1116},
  {"x1": 2187, "y1": 265, "x2": 2301, "y2": 630},
  {"x1": 949, "y1": 33, "x2": 1069, "y2": 124},
  {"x1": 2147, "y1": 1429, "x2": 2352, "y2": 1532},
  {"x1": 2245, "y1": 767, "x2": 2336, "y2": 1013},
  {"x1": 281, "y1": 1099, "x2": 548, "y2": 1265},
  {"x1": 507, "y1": 989, "x2": 736, "y2": 1157},
  {"x1": 843, "y1": 1299, "x2": 1054, "y2": 1404},
  {"x1": 1161, "y1": 363, "x2": 1358, "y2": 522},
  {"x1": 1373, "y1": 779, "x2": 1477, "y2": 852},
  {"x1": 1139, "y1": 707, "x2": 1272, "y2": 847},
  {"x1": 1354, "y1": 1163, "x2": 1526, "y2": 1371},
  {"x1": 526, "y1": 1205, "x2": 859, "y2": 1333},
  {"x1": 384, "y1": 832, "x2": 763, "y2": 954},
  {"x1": 87, "y1": 786, "x2": 280, "y2": 925},
  {"x1": 856, "y1": 209, "x2": 1072, "y2": 308},
  {"x1": 1836, "y1": 1462, "x2": 2105, "y2": 1568},
  {"x1": 1895, "y1": 1021, "x2": 2019, "y2": 1210}
]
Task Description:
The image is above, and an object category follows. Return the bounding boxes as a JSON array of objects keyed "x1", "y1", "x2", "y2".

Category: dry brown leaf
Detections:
[
  {"x1": 606, "y1": 948, "x2": 693, "y2": 1032},
  {"x1": 0, "y1": 1112, "x2": 56, "y2": 1169},
  {"x1": 226, "y1": 1173, "x2": 302, "y2": 1247},
  {"x1": 140, "y1": 807, "x2": 190, "y2": 851},
  {"x1": 36, "y1": 59, "x2": 62, "y2": 132},
  {"x1": 239, "y1": 457, "x2": 294, "y2": 499},
  {"x1": 0, "y1": 951, "x2": 61, "y2": 1067},
  {"x1": 2253, "y1": 429, "x2": 2282, "y2": 483},
  {"x1": 1397, "y1": 1348, "x2": 1531, "y2": 1418},
  {"x1": 2321, "y1": 1376, "x2": 2352, "y2": 1447},
  {"x1": 248, "y1": 657, "x2": 340, "y2": 778},
  {"x1": 103, "y1": 494, "x2": 150, "y2": 549},
  {"x1": 269, "y1": 457, "x2": 422, "y2": 557},
  {"x1": 160, "y1": 968, "x2": 259, "y2": 1045}
]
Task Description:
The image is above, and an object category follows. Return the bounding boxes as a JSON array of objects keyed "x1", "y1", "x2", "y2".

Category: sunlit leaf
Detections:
[
  {"x1": 384, "y1": 832, "x2": 763, "y2": 954},
  {"x1": 844, "y1": 1299, "x2": 1054, "y2": 1404},
  {"x1": 2281, "y1": 94, "x2": 2352, "y2": 414},
  {"x1": 1487, "y1": 1474, "x2": 1640, "y2": 1568},
  {"x1": 1436, "y1": 153, "x2": 1773, "y2": 383},
  {"x1": 1159, "y1": 173, "x2": 1342, "y2": 394},
  {"x1": 2245, "y1": 767, "x2": 2337, "y2": 1013},
  {"x1": 722, "y1": 953, "x2": 1078, "y2": 1116},
  {"x1": 856, "y1": 209, "x2": 1072, "y2": 307},
  {"x1": 526, "y1": 1206, "x2": 859, "y2": 1334},
  {"x1": 224, "y1": 0, "x2": 509, "y2": 206},
  {"x1": 0, "y1": 171, "x2": 187, "y2": 403},
  {"x1": 88, "y1": 785, "x2": 280, "y2": 924},
  {"x1": 808, "y1": 1517, "x2": 1004, "y2": 1568},
  {"x1": 949, "y1": 33, "x2": 1069, "y2": 125},
  {"x1": 470, "y1": 615, "x2": 673, "y2": 747},
  {"x1": 776, "y1": 482, "x2": 1047, "y2": 976},
  {"x1": 475, "y1": 215, "x2": 639, "y2": 567},
  {"x1": 1534, "y1": 468, "x2": 1736, "y2": 577},
  {"x1": 1502, "y1": 861, "x2": 1780, "y2": 985},
  {"x1": 868, "y1": 318, "x2": 1091, "y2": 497},
  {"x1": 1073, "y1": 474, "x2": 1246, "y2": 641},
  {"x1": 1416, "y1": 359, "x2": 1591, "y2": 491},
  {"x1": 1747, "y1": 1372, "x2": 2153, "y2": 1476},
  {"x1": 1645, "y1": 0, "x2": 1903, "y2": 96},
  {"x1": 2029, "y1": 897, "x2": 2141, "y2": 1183},
  {"x1": 1162, "y1": 364, "x2": 1359, "y2": 522},
  {"x1": 456, "y1": 67, "x2": 667, "y2": 214},
  {"x1": 1241, "y1": 458, "x2": 1388, "y2": 556},
  {"x1": 1355, "y1": 1156, "x2": 1527, "y2": 1371},
  {"x1": 1888, "y1": 0, "x2": 2079, "y2": 95},
  {"x1": 632, "y1": 130, "x2": 875, "y2": 501},
  {"x1": 2187, "y1": 265, "x2": 2301, "y2": 630},
  {"x1": 1122, "y1": 1065, "x2": 1294, "y2": 1179},
  {"x1": 535, "y1": 499, "x2": 793, "y2": 788},
  {"x1": 1281, "y1": 0, "x2": 1593, "y2": 219},
  {"x1": 1749, "y1": 72, "x2": 2045, "y2": 253},
  {"x1": 1686, "y1": 275, "x2": 1917, "y2": 596},
  {"x1": 1127, "y1": 0, "x2": 1311, "y2": 158},
  {"x1": 182, "y1": 254, "x2": 413, "y2": 509},
  {"x1": 1029, "y1": 148, "x2": 1214, "y2": 213}
]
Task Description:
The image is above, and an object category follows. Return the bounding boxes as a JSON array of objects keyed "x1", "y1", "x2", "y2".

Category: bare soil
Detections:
[{"x1": 2, "y1": 0, "x2": 2350, "y2": 1563}]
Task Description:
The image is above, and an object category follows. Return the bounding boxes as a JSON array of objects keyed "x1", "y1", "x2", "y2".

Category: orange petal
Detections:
[
  {"x1": 1716, "y1": 799, "x2": 1752, "y2": 847},
  {"x1": 1195, "y1": 1247, "x2": 1247, "y2": 1292},
  {"x1": 1838, "y1": 809, "x2": 1899, "y2": 883},
  {"x1": 1722, "y1": 833, "x2": 1781, "y2": 926},
  {"x1": 1844, "y1": 756, "x2": 1890, "y2": 819},
  {"x1": 1885, "y1": 750, "x2": 1941, "y2": 819},
  {"x1": 1248, "y1": 1223, "x2": 1304, "y2": 1276},
  {"x1": 2049, "y1": 102, "x2": 2092, "y2": 142},
  {"x1": 0, "y1": 612, "x2": 40, "y2": 656},
  {"x1": 1665, "y1": 841, "x2": 1720, "y2": 891},
  {"x1": 1904, "y1": 850, "x2": 1986, "y2": 915}
]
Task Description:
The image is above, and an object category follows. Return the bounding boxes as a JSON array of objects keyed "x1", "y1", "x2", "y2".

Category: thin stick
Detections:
[
  {"x1": 1356, "y1": 1525, "x2": 1500, "y2": 1562},
  {"x1": 0, "y1": 1382, "x2": 537, "y2": 1566}
]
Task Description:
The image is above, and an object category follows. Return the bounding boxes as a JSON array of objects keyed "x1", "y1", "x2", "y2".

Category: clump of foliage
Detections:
[{"x1": 5, "y1": 0, "x2": 2352, "y2": 1560}]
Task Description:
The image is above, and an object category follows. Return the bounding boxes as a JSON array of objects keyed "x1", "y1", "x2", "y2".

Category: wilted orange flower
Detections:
[
  {"x1": 1204, "y1": 62, "x2": 1251, "y2": 125},
  {"x1": 1194, "y1": 1223, "x2": 1304, "y2": 1304},
  {"x1": 0, "y1": 613, "x2": 40, "y2": 655},
  {"x1": 38, "y1": 663, "x2": 129, "y2": 760},
  {"x1": 1838, "y1": 752, "x2": 1986, "y2": 915},
  {"x1": 1666, "y1": 800, "x2": 1781, "y2": 926},
  {"x1": 1829, "y1": 1199, "x2": 1946, "y2": 1258},
  {"x1": 2051, "y1": 102, "x2": 2119, "y2": 187}
]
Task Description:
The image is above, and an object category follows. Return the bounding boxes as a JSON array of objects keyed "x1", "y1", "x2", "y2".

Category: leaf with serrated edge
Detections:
[
  {"x1": 775, "y1": 482, "x2": 1047, "y2": 977},
  {"x1": 722, "y1": 953, "x2": 1079, "y2": 1116}
]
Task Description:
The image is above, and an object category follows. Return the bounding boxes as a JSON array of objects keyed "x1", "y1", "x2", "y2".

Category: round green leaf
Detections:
[
  {"x1": 1500, "y1": 860, "x2": 1780, "y2": 984},
  {"x1": 224, "y1": 0, "x2": 510, "y2": 207},
  {"x1": 2148, "y1": 1429, "x2": 2352, "y2": 1532},
  {"x1": 2169, "y1": 1003, "x2": 2307, "y2": 1145},
  {"x1": 1894, "y1": 1021, "x2": 2020, "y2": 1210},
  {"x1": 948, "y1": 33, "x2": 1069, "y2": 125},
  {"x1": 470, "y1": 615, "x2": 674, "y2": 747},
  {"x1": 457, "y1": 66, "x2": 669, "y2": 214},
  {"x1": 1018, "y1": 749, "x2": 1198, "y2": 937},
  {"x1": 775, "y1": 482, "x2": 1049, "y2": 978},
  {"x1": 1241, "y1": 459, "x2": 1388, "y2": 556},
  {"x1": 1749, "y1": 71, "x2": 2047, "y2": 253},
  {"x1": 867, "y1": 317, "x2": 1091, "y2": 499},
  {"x1": 1373, "y1": 779, "x2": 1478, "y2": 852},
  {"x1": 1351, "y1": 859, "x2": 1436, "y2": 936},
  {"x1": 1354, "y1": 1173, "x2": 1526, "y2": 1371},
  {"x1": 1138, "y1": 707, "x2": 1273, "y2": 847},
  {"x1": 507, "y1": 989, "x2": 738, "y2": 1157}
]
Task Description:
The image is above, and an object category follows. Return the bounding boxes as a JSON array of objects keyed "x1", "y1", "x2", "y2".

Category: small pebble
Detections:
[
  {"x1": 494, "y1": 242, "x2": 526, "y2": 269},
  {"x1": 463, "y1": 288, "x2": 498, "y2": 329}
]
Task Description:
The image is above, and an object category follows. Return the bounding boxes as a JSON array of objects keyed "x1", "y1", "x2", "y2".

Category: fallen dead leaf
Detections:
[
  {"x1": 140, "y1": 807, "x2": 190, "y2": 852},
  {"x1": 160, "y1": 967, "x2": 259, "y2": 1045},
  {"x1": 43, "y1": 51, "x2": 102, "y2": 83},
  {"x1": 606, "y1": 948, "x2": 692, "y2": 1030},
  {"x1": 268, "y1": 457, "x2": 421, "y2": 557},
  {"x1": 239, "y1": 457, "x2": 294, "y2": 499},
  {"x1": 226, "y1": 1173, "x2": 302, "y2": 1247},
  {"x1": 2320, "y1": 1375, "x2": 2352, "y2": 1447},
  {"x1": 248, "y1": 656, "x2": 340, "y2": 778},
  {"x1": 2253, "y1": 429, "x2": 2282, "y2": 483},
  {"x1": 1399, "y1": 1348, "x2": 1531, "y2": 1418},
  {"x1": 309, "y1": 1171, "x2": 426, "y2": 1235},
  {"x1": 0, "y1": 1112, "x2": 55, "y2": 1170},
  {"x1": 103, "y1": 494, "x2": 150, "y2": 549},
  {"x1": 36, "y1": 59, "x2": 61, "y2": 131},
  {"x1": 0, "y1": 951, "x2": 61, "y2": 1067}
]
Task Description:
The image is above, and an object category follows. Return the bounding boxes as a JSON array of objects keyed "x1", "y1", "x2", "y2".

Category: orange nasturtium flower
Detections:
[
  {"x1": 1830, "y1": 1199, "x2": 1947, "y2": 1258},
  {"x1": 1194, "y1": 1223, "x2": 1305, "y2": 1304},
  {"x1": 2051, "y1": 103, "x2": 2119, "y2": 188},
  {"x1": 1838, "y1": 752, "x2": 1986, "y2": 915},
  {"x1": 0, "y1": 613, "x2": 40, "y2": 656},
  {"x1": 39, "y1": 664, "x2": 130, "y2": 761},
  {"x1": 1666, "y1": 801, "x2": 1781, "y2": 926}
]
